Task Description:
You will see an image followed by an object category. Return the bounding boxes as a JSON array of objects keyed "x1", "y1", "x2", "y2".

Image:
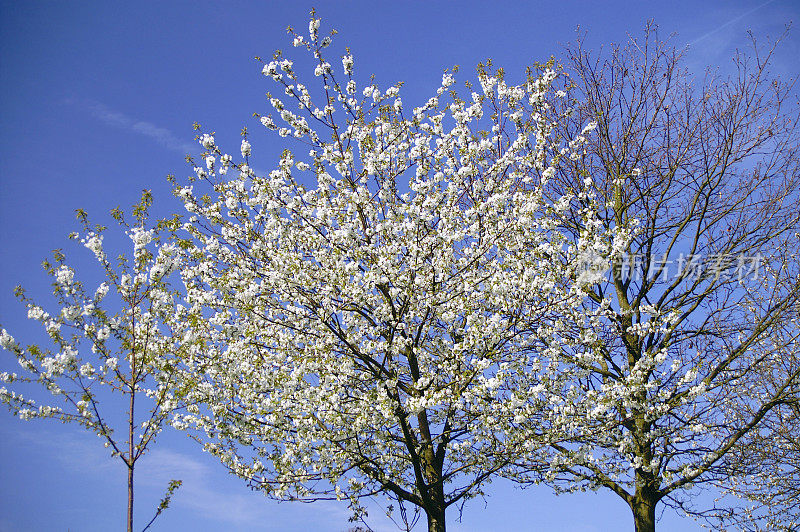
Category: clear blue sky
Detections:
[{"x1": 1, "y1": 1, "x2": 797, "y2": 530}]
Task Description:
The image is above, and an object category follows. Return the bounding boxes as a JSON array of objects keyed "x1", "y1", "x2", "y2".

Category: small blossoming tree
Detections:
[
  {"x1": 169, "y1": 14, "x2": 621, "y2": 532},
  {"x1": 0, "y1": 191, "x2": 187, "y2": 532}
]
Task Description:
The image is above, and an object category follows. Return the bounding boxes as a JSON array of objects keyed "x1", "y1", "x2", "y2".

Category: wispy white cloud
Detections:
[
  {"x1": 9, "y1": 423, "x2": 117, "y2": 472},
  {"x1": 136, "y1": 448, "x2": 274, "y2": 526},
  {"x1": 7, "y1": 423, "x2": 421, "y2": 531},
  {"x1": 139, "y1": 448, "x2": 409, "y2": 530},
  {"x1": 75, "y1": 99, "x2": 195, "y2": 154},
  {"x1": 4, "y1": 425, "x2": 342, "y2": 530}
]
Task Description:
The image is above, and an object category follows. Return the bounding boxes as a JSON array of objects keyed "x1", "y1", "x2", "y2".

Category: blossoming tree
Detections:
[
  {"x1": 169, "y1": 14, "x2": 620, "y2": 532},
  {"x1": 505, "y1": 27, "x2": 800, "y2": 532},
  {"x1": 0, "y1": 192, "x2": 187, "y2": 532}
]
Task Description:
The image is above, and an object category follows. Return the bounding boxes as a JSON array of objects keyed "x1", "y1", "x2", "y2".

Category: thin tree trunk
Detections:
[
  {"x1": 127, "y1": 381, "x2": 135, "y2": 532},
  {"x1": 127, "y1": 461, "x2": 134, "y2": 532}
]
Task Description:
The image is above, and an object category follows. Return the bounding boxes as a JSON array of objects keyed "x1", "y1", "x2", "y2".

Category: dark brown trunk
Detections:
[
  {"x1": 631, "y1": 493, "x2": 657, "y2": 532},
  {"x1": 426, "y1": 506, "x2": 446, "y2": 532},
  {"x1": 421, "y1": 460, "x2": 447, "y2": 532}
]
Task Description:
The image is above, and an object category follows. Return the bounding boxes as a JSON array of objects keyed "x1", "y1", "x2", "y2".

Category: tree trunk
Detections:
[
  {"x1": 631, "y1": 495, "x2": 656, "y2": 532},
  {"x1": 127, "y1": 463, "x2": 134, "y2": 532},
  {"x1": 127, "y1": 376, "x2": 135, "y2": 532},
  {"x1": 426, "y1": 507, "x2": 446, "y2": 532}
]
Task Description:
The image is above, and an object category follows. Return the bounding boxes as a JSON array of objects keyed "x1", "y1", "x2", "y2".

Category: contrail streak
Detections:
[{"x1": 687, "y1": 0, "x2": 776, "y2": 47}]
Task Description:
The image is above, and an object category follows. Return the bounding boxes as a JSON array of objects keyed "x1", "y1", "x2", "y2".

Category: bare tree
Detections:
[
  {"x1": 714, "y1": 252, "x2": 800, "y2": 531},
  {"x1": 507, "y1": 25, "x2": 800, "y2": 532}
]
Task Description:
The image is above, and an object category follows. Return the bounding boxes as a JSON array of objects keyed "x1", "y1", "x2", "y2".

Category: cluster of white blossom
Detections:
[{"x1": 168, "y1": 16, "x2": 627, "y2": 525}]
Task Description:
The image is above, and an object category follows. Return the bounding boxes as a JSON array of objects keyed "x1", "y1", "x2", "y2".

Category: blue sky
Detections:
[{"x1": 0, "y1": 1, "x2": 797, "y2": 530}]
